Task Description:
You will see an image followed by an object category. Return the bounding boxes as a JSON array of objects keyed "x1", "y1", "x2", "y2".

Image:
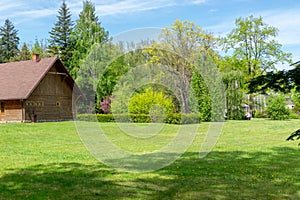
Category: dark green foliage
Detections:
[
  {"x1": 291, "y1": 89, "x2": 300, "y2": 114},
  {"x1": 191, "y1": 70, "x2": 212, "y2": 121},
  {"x1": 286, "y1": 129, "x2": 300, "y2": 146},
  {"x1": 0, "y1": 19, "x2": 19, "y2": 63},
  {"x1": 70, "y1": 0, "x2": 109, "y2": 78},
  {"x1": 248, "y1": 64, "x2": 300, "y2": 94},
  {"x1": 197, "y1": 54, "x2": 226, "y2": 122},
  {"x1": 10, "y1": 43, "x2": 31, "y2": 61},
  {"x1": 76, "y1": 113, "x2": 200, "y2": 124},
  {"x1": 48, "y1": 1, "x2": 73, "y2": 69},
  {"x1": 266, "y1": 95, "x2": 290, "y2": 120},
  {"x1": 166, "y1": 113, "x2": 200, "y2": 124},
  {"x1": 222, "y1": 71, "x2": 244, "y2": 120},
  {"x1": 76, "y1": 42, "x2": 125, "y2": 113}
]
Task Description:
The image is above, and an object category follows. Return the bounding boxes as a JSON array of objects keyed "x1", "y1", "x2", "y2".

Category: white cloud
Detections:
[
  {"x1": 205, "y1": 7, "x2": 300, "y2": 47},
  {"x1": 95, "y1": 0, "x2": 176, "y2": 16},
  {"x1": 0, "y1": 0, "x2": 208, "y2": 23},
  {"x1": 262, "y1": 9, "x2": 300, "y2": 46},
  {"x1": 0, "y1": 1, "x2": 24, "y2": 13},
  {"x1": 191, "y1": 0, "x2": 207, "y2": 4},
  {"x1": 0, "y1": 0, "x2": 60, "y2": 23}
]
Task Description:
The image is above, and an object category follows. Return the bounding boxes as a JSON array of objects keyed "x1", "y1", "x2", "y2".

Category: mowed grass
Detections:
[{"x1": 0, "y1": 119, "x2": 299, "y2": 199}]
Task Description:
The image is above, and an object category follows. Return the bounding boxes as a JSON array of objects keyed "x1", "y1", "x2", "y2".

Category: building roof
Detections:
[{"x1": 0, "y1": 57, "x2": 78, "y2": 100}]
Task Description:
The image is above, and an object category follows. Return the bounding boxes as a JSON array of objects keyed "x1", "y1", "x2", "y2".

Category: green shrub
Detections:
[
  {"x1": 128, "y1": 89, "x2": 175, "y2": 115},
  {"x1": 253, "y1": 110, "x2": 268, "y2": 118},
  {"x1": 76, "y1": 114, "x2": 98, "y2": 122},
  {"x1": 166, "y1": 113, "x2": 200, "y2": 124},
  {"x1": 77, "y1": 113, "x2": 200, "y2": 124},
  {"x1": 266, "y1": 95, "x2": 290, "y2": 120},
  {"x1": 291, "y1": 88, "x2": 300, "y2": 113},
  {"x1": 289, "y1": 112, "x2": 300, "y2": 119}
]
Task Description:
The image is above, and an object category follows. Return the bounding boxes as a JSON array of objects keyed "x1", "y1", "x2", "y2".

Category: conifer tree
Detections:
[
  {"x1": 48, "y1": 1, "x2": 73, "y2": 69},
  {"x1": 19, "y1": 43, "x2": 31, "y2": 61},
  {"x1": 70, "y1": 0, "x2": 109, "y2": 78},
  {"x1": 10, "y1": 43, "x2": 31, "y2": 61},
  {"x1": 0, "y1": 19, "x2": 19, "y2": 63}
]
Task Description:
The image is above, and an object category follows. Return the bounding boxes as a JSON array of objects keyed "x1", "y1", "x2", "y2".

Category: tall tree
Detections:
[
  {"x1": 145, "y1": 20, "x2": 218, "y2": 113},
  {"x1": 18, "y1": 43, "x2": 31, "y2": 61},
  {"x1": 70, "y1": 0, "x2": 109, "y2": 78},
  {"x1": 10, "y1": 43, "x2": 31, "y2": 61},
  {"x1": 222, "y1": 71, "x2": 245, "y2": 119},
  {"x1": 48, "y1": 1, "x2": 73, "y2": 69},
  {"x1": 222, "y1": 15, "x2": 291, "y2": 79},
  {"x1": 76, "y1": 42, "x2": 125, "y2": 113},
  {"x1": 0, "y1": 19, "x2": 19, "y2": 63}
]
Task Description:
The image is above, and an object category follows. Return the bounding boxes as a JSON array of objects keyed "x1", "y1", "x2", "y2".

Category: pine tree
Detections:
[
  {"x1": 48, "y1": 1, "x2": 73, "y2": 69},
  {"x1": 19, "y1": 43, "x2": 31, "y2": 61},
  {"x1": 70, "y1": 0, "x2": 109, "y2": 78},
  {"x1": 0, "y1": 19, "x2": 20, "y2": 63},
  {"x1": 10, "y1": 43, "x2": 31, "y2": 61}
]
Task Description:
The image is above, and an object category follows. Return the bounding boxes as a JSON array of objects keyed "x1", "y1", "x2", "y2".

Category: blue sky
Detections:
[{"x1": 1, "y1": 0, "x2": 300, "y2": 69}]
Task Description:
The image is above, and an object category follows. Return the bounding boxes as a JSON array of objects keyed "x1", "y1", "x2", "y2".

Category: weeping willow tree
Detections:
[{"x1": 222, "y1": 71, "x2": 245, "y2": 120}]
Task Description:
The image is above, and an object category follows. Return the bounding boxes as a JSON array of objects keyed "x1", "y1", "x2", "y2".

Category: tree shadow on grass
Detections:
[{"x1": 0, "y1": 147, "x2": 299, "y2": 200}]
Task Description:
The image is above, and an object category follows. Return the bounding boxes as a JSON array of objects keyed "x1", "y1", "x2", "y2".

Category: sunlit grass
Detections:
[{"x1": 0, "y1": 119, "x2": 299, "y2": 199}]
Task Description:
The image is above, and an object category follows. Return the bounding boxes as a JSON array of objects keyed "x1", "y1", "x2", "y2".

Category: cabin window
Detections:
[
  {"x1": 36, "y1": 101, "x2": 44, "y2": 107},
  {"x1": 0, "y1": 102, "x2": 4, "y2": 113},
  {"x1": 56, "y1": 101, "x2": 60, "y2": 107},
  {"x1": 26, "y1": 101, "x2": 35, "y2": 106}
]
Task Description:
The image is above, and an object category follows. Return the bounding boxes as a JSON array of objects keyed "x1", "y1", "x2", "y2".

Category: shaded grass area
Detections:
[{"x1": 0, "y1": 120, "x2": 299, "y2": 199}]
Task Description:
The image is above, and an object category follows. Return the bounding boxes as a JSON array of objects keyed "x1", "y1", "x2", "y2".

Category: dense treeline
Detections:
[{"x1": 1, "y1": 1, "x2": 298, "y2": 122}]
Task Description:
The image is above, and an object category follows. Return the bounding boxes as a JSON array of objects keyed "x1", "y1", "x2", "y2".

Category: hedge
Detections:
[{"x1": 76, "y1": 113, "x2": 200, "y2": 124}]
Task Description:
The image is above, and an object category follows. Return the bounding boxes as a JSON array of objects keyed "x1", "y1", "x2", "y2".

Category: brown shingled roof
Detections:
[{"x1": 0, "y1": 57, "x2": 58, "y2": 100}]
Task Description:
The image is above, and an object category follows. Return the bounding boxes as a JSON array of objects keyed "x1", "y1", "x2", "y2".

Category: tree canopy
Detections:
[
  {"x1": 70, "y1": 0, "x2": 109, "y2": 78},
  {"x1": 0, "y1": 19, "x2": 19, "y2": 63},
  {"x1": 145, "y1": 20, "x2": 218, "y2": 113},
  {"x1": 248, "y1": 62, "x2": 300, "y2": 94},
  {"x1": 48, "y1": 1, "x2": 73, "y2": 68},
  {"x1": 222, "y1": 15, "x2": 291, "y2": 79}
]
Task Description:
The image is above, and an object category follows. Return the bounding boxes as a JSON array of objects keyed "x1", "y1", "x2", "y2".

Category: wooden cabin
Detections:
[{"x1": 0, "y1": 54, "x2": 81, "y2": 122}]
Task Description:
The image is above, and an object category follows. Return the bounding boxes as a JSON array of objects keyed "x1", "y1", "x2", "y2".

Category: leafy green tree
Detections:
[
  {"x1": 191, "y1": 70, "x2": 212, "y2": 121},
  {"x1": 76, "y1": 42, "x2": 125, "y2": 113},
  {"x1": 222, "y1": 15, "x2": 291, "y2": 79},
  {"x1": 70, "y1": 0, "x2": 109, "y2": 78},
  {"x1": 145, "y1": 20, "x2": 218, "y2": 113},
  {"x1": 248, "y1": 63, "x2": 300, "y2": 94},
  {"x1": 291, "y1": 88, "x2": 300, "y2": 114},
  {"x1": 0, "y1": 19, "x2": 19, "y2": 63},
  {"x1": 10, "y1": 43, "x2": 31, "y2": 61},
  {"x1": 19, "y1": 43, "x2": 31, "y2": 60},
  {"x1": 31, "y1": 39, "x2": 49, "y2": 57},
  {"x1": 222, "y1": 71, "x2": 245, "y2": 120},
  {"x1": 266, "y1": 95, "x2": 290, "y2": 120},
  {"x1": 48, "y1": 0, "x2": 73, "y2": 69}
]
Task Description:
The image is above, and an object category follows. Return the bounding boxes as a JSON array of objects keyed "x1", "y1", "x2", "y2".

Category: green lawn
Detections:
[{"x1": 0, "y1": 120, "x2": 299, "y2": 199}]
